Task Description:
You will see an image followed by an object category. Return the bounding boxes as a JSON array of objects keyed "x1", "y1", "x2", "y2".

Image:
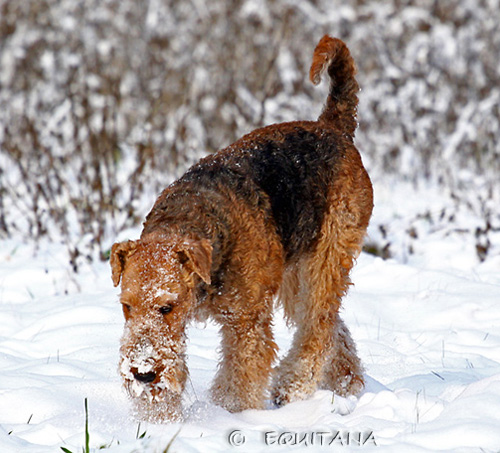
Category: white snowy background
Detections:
[{"x1": 1, "y1": 0, "x2": 499, "y2": 452}]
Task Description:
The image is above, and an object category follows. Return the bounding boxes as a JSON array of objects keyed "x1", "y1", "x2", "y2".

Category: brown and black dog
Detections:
[{"x1": 111, "y1": 35, "x2": 373, "y2": 422}]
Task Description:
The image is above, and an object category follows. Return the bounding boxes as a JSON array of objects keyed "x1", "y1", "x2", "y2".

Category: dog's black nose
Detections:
[{"x1": 133, "y1": 371, "x2": 157, "y2": 383}]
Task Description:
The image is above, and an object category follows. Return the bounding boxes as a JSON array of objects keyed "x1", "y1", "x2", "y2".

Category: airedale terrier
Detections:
[{"x1": 111, "y1": 35, "x2": 373, "y2": 422}]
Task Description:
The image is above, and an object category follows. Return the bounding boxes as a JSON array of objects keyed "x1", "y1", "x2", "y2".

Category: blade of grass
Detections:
[
  {"x1": 163, "y1": 428, "x2": 181, "y2": 453},
  {"x1": 84, "y1": 398, "x2": 89, "y2": 453}
]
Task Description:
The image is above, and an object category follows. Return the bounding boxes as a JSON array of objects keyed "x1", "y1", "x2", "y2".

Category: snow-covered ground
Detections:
[{"x1": 1, "y1": 180, "x2": 500, "y2": 453}]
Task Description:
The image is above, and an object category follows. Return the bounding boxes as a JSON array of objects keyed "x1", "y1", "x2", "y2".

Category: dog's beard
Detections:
[
  {"x1": 126, "y1": 385, "x2": 183, "y2": 423},
  {"x1": 119, "y1": 327, "x2": 188, "y2": 422}
]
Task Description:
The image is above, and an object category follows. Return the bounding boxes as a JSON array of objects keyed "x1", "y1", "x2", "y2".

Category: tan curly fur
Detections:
[{"x1": 110, "y1": 35, "x2": 373, "y2": 422}]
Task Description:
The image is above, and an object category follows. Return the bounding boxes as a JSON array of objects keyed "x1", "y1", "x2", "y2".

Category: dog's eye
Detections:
[
  {"x1": 159, "y1": 304, "x2": 173, "y2": 315},
  {"x1": 122, "y1": 303, "x2": 132, "y2": 317}
]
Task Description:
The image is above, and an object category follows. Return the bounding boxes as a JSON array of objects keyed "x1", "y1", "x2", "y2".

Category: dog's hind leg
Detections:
[
  {"x1": 273, "y1": 159, "x2": 372, "y2": 405},
  {"x1": 319, "y1": 313, "x2": 364, "y2": 396}
]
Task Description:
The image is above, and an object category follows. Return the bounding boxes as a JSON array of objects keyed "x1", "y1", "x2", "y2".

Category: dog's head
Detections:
[{"x1": 110, "y1": 233, "x2": 212, "y2": 421}]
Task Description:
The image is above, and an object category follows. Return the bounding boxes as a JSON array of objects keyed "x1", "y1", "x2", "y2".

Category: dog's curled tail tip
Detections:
[
  {"x1": 309, "y1": 36, "x2": 337, "y2": 86},
  {"x1": 309, "y1": 35, "x2": 359, "y2": 135},
  {"x1": 309, "y1": 35, "x2": 354, "y2": 86}
]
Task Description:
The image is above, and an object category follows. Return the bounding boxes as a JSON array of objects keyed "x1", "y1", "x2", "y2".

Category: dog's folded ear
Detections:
[
  {"x1": 176, "y1": 239, "x2": 212, "y2": 286},
  {"x1": 110, "y1": 240, "x2": 138, "y2": 287}
]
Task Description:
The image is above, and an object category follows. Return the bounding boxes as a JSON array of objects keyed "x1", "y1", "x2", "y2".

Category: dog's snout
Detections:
[{"x1": 133, "y1": 371, "x2": 157, "y2": 383}]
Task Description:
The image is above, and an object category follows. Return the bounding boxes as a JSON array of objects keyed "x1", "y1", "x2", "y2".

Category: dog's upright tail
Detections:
[{"x1": 309, "y1": 35, "x2": 359, "y2": 138}]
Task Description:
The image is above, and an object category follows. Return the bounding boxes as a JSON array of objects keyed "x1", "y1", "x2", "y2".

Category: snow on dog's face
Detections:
[{"x1": 110, "y1": 233, "x2": 212, "y2": 422}]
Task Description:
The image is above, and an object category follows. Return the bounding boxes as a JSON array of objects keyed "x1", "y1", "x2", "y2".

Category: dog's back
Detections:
[{"x1": 144, "y1": 36, "x2": 364, "y2": 262}]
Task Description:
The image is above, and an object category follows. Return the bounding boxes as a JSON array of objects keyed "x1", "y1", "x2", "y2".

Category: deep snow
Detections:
[{"x1": 1, "y1": 180, "x2": 500, "y2": 453}]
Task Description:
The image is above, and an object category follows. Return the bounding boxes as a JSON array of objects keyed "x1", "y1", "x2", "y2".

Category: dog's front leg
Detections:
[{"x1": 210, "y1": 306, "x2": 277, "y2": 412}]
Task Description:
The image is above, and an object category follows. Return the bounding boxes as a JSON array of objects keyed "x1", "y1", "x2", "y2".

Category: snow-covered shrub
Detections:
[
  {"x1": 0, "y1": 0, "x2": 498, "y2": 269},
  {"x1": 345, "y1": 0, "x2": 500, "y2": 263}
]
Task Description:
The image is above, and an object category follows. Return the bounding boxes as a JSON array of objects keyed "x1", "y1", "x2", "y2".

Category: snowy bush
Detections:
[{"x1": 0, "y1": 0, "x2": 498, "y2": 269}]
